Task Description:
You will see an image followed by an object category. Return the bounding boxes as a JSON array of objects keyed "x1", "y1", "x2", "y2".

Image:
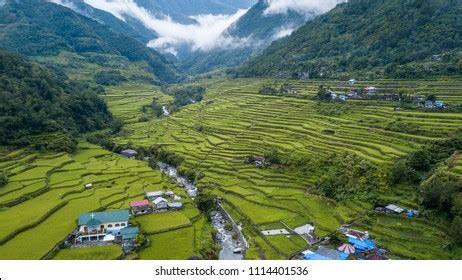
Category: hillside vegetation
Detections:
[
  {"x1": 239, "y1": 0, "x2": 462, "y2": 79},
  {"x1": 108, "y1": 78, "x2": 462, "y2": 259},
  {"x1": 0, "y1": 0, "x2": 179, "y2": 84},
  {"x1": 0, "y1": 50, "x2": 112, "y2": 151}
]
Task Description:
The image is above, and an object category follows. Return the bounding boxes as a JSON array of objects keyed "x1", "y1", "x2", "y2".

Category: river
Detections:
[
  {"x1": 156, "y1": 162, "x2": 243, "y2": 260},
  {"x1": 162, "y1": 106, "x2": 170, "y2": 116}
]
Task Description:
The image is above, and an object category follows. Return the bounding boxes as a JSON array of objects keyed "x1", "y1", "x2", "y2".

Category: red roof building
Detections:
[
  {"x1": 129, "y1": 200, "x2": 150, "y2": 208},
  {"x1": 129, "y1": 200, "x2": 151, "y2": 215}
]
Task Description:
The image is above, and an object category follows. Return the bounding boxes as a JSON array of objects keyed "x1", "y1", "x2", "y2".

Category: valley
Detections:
[
  {"x1": 0, "y1": 0, "x2": 461, "y2": 262},
  {"x1": 2, "y1": 77, "x2": 460, "y2": 260}
]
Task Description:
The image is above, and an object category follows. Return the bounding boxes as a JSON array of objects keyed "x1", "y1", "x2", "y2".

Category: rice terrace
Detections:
[
  {"x1": 1, "y1": 77, "x2": 462, "y2": 260},
  {"x1": 0, "y1": 0, "x2": 461, "y2": 263}
]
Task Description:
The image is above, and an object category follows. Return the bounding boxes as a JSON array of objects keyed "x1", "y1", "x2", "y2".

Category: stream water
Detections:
[
  {"x1": 156, "y1": 162, "x2": 243, "y2": 260},
  {"x1": 162, "y1": 106, "x2": 170, "y2": 116}
]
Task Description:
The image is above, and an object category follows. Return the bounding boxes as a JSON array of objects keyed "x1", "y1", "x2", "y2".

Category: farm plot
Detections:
[
  {"x1": 0, "y1": 142, "x2": 201, "y2": 260},
  {"x1": 111, "y1": 78, "x2": 462, "y2": 259},
  {"x1": 53, "y1": 244, "x2": 123, "y2": 260}
]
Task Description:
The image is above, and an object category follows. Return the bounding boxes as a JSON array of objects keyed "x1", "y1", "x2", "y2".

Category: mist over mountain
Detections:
[
  {"x1": 0, "y1": 0, "x2": 179, "y2": 83},
  {"x1": 179, "y1": 0, "x2": 312, "y2": 73},
  {"x1": 50, "y1": 0, "x2": 344, "y2": 74},
  {"x1": 239, "y1": 0, "x2": 462, "y2": 79}
]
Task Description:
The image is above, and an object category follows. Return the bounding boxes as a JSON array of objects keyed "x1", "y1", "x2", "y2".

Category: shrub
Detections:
[
  {"x1": 94, "y1": 70, "x2": 127, "y2": 86},
  {"x1": 0, "y1": 170, "x2": 8, "y2": 188},
  {"x1": 420, "y1": 171, "x2": 461, "y2": 215},
  {"x1": 195, "y1": 192, "x2": 216, "y2": 218},
  {"x1": 148, "y1": 145, "x2": 184, "y2": 167},
  {"x1": 449, "y1": 216, "x2": 462, "y2": 246},
  {"x1": 86, "y1": 133, "x2": 115, "y2": 151}
]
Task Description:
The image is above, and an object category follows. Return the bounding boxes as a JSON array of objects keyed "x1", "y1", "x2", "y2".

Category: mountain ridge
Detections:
[
  {"x1": 238, "y1": 0, "x2": 462, "y2": 79},
  {"x1": 0, "y1": 0, "x2": 179, "y2": 83}
]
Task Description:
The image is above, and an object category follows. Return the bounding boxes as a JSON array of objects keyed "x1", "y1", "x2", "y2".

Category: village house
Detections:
[
  {"x1": 385, "y1": 204, "x2": 405, "y2": 214},
  {"x1": 167, "y1": 202, "x2": 183, "y2": 210},
  {"x1": 120, "y1": 149, "x2": 138, "y2": 159},
  {"x1": 432, "y1": 54, "x2": 443, "y2": 61},
  {"x1": 364, "y1": 86, "x2": 377, "y2": 94},
  {"x1": 146, "y1": 191, "x2": 164, "y2": 201},
  {"x1": 84, "y1": 183, "x2": 93, "y2": 189},
  {"x1": 303, "y1": 246, "x2": 349, "y2": 260},
  {"x1": 165, "y1": 191, "x2": 175, "y2": 198},
  {"x1": 153, "y1": 197, "x2": 168, "y2": 212},
  {"x1": 425, "y1": 100, "x2": 448, "y2": 109},
  {"x1": 76, "y1": 210, "x2": 129, "y2": 243},
  {"x1": 345, "y1": 229, "x2": 369, "y2": 241},
  {"x1": 129, "y1": 200, "x2": 151, "y2": 215},
  {"x1": 120, "y1": 226, "x2": 140, "y2": 241}
]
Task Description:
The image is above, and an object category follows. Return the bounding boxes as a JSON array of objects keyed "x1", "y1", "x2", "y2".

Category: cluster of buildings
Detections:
[
  {"x1": 377, "y1": 204, "x2": 420, "y2": 218},
  {"x1": 424, "y1": 100, "x2": 449, "y2": 109},
  {"x1": 73, "y1": 189, "x2": 183, "y2": 249},
  {"x1": 132, "y1": 190, "x2": 183, "y2": 214},
  {"x1": 303, "y1": 228, "x2": 387, "y2": 260}
]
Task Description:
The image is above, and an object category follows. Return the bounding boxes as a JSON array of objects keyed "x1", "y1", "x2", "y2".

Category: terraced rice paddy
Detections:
[
  {"x1": 106, "y1": 78, "x2": 462, "y2": 259},
  {"x1": 1, "y1": 78, "x2": 461, "y2": 260},
  {"x1": 0, "y1": 142, "x2": 208, "y2": 260}
]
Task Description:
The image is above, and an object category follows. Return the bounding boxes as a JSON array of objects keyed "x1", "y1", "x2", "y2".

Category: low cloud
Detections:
[
  {"x1": 146, "y1": 10, "x2": 249, "y2": 53},
  {"x1": 264, "y1": 0, "x2": 346, "y2": 15},
  {"x1": 79, "y1": 0, "x2": 248, "y2": 54},
  {"x1": 52, "y1": 0, "x2": 346, "y2": 55},
  {"x1": 271, "y1": 26, "x2": 296, "y2": 40},
  {"x1": 49, "y1": 0, "x2": 78, "y2": 10}
]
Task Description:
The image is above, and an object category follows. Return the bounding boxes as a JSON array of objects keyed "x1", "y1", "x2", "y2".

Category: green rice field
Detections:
[
  {"x1": 107, "y1": 78, "x2": 462, "y2": 260},
  {"x1": 1, "y1": 78, "x2": 461, "y2": 260},
  {"x1": 0, "y1": 142, "x2": 209, "y2": 260}
]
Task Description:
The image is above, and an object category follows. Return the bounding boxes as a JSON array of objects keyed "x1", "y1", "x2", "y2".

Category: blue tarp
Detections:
[
  {"x1": 303, "y1": 247, "x2": 349, "y2": 261},
  {"x1": 303, "y1": 253, "x2": 333, "y2": 260},
  {"x1": 348, "y1": 237, "x2": 376, "y2": 251}
]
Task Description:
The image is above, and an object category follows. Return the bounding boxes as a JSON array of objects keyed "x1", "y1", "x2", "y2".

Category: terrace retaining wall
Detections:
[{"x1": 216, "y1": 202, "x2": 248, "y2": 251}]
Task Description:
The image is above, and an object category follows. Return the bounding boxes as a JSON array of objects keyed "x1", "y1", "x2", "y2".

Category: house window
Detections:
[
  {"x1": 121, "y1": 223, "x2": 126, "y2": 227},
  {"x1": 107, "y1": 224, "x2": 113, "y2": 228},
  {"x1": 115, "y1": 224, "x2": 120, "y2": 227}
]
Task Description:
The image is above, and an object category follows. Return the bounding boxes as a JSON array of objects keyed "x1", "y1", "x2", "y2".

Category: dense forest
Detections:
[
  {"x1": 0, "y1": 0, "x2": 179, "y2": 84},
  {"x1": 0, "y1": 50, "x2": 113, "y2": 152},
  {"x1": 239, "y1": 0, "x2": 462, "y2": 79}
]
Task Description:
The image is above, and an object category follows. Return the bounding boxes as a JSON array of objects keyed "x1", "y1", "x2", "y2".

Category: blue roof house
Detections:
[
  {"x1": 303, "y1": 247, "x2": 349, "y2": 261},
  {"x1": 348, "y1": 237, "x2": 376, "y2": 251},
  {"x1": 121, "y1": 227, "x2": 140, "y2": 240}
]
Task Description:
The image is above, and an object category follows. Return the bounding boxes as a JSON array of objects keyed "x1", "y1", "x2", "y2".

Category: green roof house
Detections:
[{"x1": 78, "y1": 210, "x2": 129, "y2": 236}]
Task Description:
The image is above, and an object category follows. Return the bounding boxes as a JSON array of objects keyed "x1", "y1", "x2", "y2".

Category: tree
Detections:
[
  {"x1": 135, "y1": 233, "x2": 146, "y2": 246},
  {"x1": 0, "y1": 171, "x2": 8, "y2": 188},
  {"x1": 316, "y1": 85, "x2": 332, "y2": 102},
  {"x1": 408, "y1": 149, "x2": 432, "y2": 172},
  {"x1": 449, "y1": 216, "x2": 462, "y2": 246},
  {"x1": 389, "y1": 160, "x2": 409, "y2": 184},
  {"x1": 420, "y1": 171, "x2": 460, "y2": 215},
  {"x1": 426, "y1": 94, "x2": 437, "y2": 102},
  {"x1": 195, "y1": 192, "x2": 216, "y2": 217},
  {"x1": 451, "y1": 194, "x2": 462, "y2": 217}
]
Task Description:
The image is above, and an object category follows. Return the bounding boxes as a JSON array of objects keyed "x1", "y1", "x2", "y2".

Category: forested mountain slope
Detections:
[
  {"x1": 239, "y1": 0, "x2": 462, "y2": 79},
  {"x1": 0, "y1": 50, "x2": 112, "y2": 151},
  {"x1": 0, "y1": 0, "x2": 179, "y2": 83}
]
